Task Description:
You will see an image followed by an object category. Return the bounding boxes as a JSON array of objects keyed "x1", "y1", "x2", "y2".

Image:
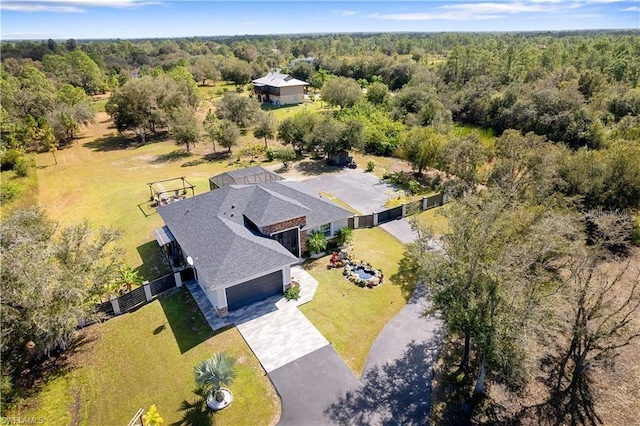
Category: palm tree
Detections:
[
  {"x1": 194, "y1": 352, "x2": 237, "y2": 403},
  {"x1": 335, "y1": 227, "x2": 354, "y2": 247},
  {"x1": 116, "y1": 266, "x2": 142, "y2": 293},
  {"x1": 307, "y1": 231, "x2": 328, "y2": 255}
]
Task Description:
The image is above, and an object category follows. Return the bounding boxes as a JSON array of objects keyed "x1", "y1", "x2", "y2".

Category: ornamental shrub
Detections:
[{"x1": 284, "y1": 284, "x2": 300, "y2": 301}]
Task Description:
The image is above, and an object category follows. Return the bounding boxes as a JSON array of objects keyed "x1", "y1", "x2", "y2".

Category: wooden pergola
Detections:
[{"x1": 147, "y1": 176, "x2": 195, "y2": 207}]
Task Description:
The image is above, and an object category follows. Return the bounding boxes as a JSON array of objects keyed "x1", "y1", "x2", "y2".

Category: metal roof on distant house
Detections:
[
  {"x1": 157, "y1": 181, "x2": 352, "y2": 291},
  {"x1": 252, "y1": 72, "x2": 309, "y2": 88}
]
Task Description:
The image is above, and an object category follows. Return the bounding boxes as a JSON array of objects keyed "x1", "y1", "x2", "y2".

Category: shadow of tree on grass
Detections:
[
  {"x1": 158, "y1": 288, "x2": 222, "y2": 354},
  {"x1": 325, "y1": 337, "x2": 441, "y2": 426},
  {"x1": 9, "y1": 330, "x2": 98, "y2": 406},
  {"x1": 135, "y1": 240, "x2": 171, "y2": 280},
  {"x1": 295, "y1": 159, "x2": 344, "y2": 176},
  {"x1": 390, "y1": 251, "x2": 421, "y2": 302},
  {"x1": 151, "y1": 149, "x2": 193, "y2": 164},
  {"x1": 171, "y1": 387, "x2": 213, "y2": 426},
  {"x1": 83, "y1": 135, "x2": 133, "y2": 152}
]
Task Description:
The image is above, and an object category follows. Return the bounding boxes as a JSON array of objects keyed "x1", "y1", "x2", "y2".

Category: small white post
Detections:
[
  {"x1": 401, "y1": 204, "x2": 407, "y2": 218},
  {"x1": 143, "y1": 282, "x2": 152, "y2": 302},
  {"x1": 111, "y1": 297, "x2": 121, "y2": 315},
  {"x1": 422, "y1": 197, "x2": 428, "y2": 210},
  {"x1": 372, "y1": 213, "x2": 379, "y2": 226},
  {"x1": 174, "y1": 271, "x2": 183, "y2": 288}
]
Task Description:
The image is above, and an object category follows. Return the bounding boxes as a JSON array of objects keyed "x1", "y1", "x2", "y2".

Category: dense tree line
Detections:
[
  {"x1": 3, "y1": 31, "x2": 639, "y2": 209},
  {"x1": 407, "y1": 187, "x2": 639, "y2": 424}
]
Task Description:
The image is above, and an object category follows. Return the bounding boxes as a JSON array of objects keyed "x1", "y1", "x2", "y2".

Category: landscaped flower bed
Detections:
[{"x1": 328, "y1": 248, "x2": 383, "y2": 288}]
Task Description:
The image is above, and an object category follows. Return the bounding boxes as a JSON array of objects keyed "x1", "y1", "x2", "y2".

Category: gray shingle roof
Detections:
[
  {"x1": 158, "y1": 181, "x2": 352, "y2": 291},
  {"x1": 158, "y1": 190, "x2": 296, "y2": 291},
  {"x1": 263, "y1": 181, "x2": 353, "y2": 230},
  {"x1": 242, "y1": 186, "x2": 310, "y2": 229}
]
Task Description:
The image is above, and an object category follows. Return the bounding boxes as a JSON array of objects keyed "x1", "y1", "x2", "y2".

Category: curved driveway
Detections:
[{"x1": 269, "y1": 284, "x2": 441, "y2": 426}]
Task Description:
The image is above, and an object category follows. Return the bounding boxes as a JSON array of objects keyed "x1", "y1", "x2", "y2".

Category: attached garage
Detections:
[{"x1": 226, "y1": 270, "x2": 283, "y2": 311}]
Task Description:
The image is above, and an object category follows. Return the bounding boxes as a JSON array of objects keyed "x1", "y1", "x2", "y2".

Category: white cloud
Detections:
[
  {"x1": 368, "y1": 12, "x2": 503, "y2": 21},
  {"x1": 4, "y1": 31, "x2": 63, "y2": 37},
  {"x1": 341, "y1": 10, "x2": 358, "y2": 17},
  {"x1": 1, "y1": 0, "x2": 160, "y2": 13},
  {"x1": 2, "y1": 3, "x2": 83, "y2": 12},
  {"x1": 573, "y1": 13, "x2": 605, "y2": 17},
  {"x1": 367, "y1": 0, "x2": 630, "y2": 22},
  {"x1": 581, "y1": 0, "x2": 625, "y2": 3},
  {"x1": 440, "y1": 2, "x2": 559, "y2": 14},
  {"x1": 622, "y1": 5, "x2": 640, "y2": 11}
]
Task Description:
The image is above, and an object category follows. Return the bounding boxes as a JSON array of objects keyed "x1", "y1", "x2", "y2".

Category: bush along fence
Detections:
[
  {"x1": 93, "y1": 269, "x2": 192, "y2": 319},
  {"x1": 348, "y1": 192, "x2": 446, "y2": 229}
]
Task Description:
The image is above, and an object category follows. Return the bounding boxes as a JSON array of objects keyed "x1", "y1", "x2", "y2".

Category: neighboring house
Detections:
[
  {"x1": 209, "y1": 166, "x2": 283, "y2": 190},
  {"x1": 252, "y1": 71, "x2": 308, "y2": 105},
  {"x1": 156, "y1": 179, "x2": 352, "y2": 317}
]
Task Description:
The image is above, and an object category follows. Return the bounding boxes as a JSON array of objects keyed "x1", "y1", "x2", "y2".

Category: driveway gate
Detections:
[{"x1": 377, "y1": 206, "x2": 403, "y2": 224}]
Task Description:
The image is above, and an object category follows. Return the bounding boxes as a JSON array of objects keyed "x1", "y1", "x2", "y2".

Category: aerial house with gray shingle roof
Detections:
[
  {"x1": 252, "y1": 71, "x2": 308, "y2": 105},
  {"x1": 157, "y1": 180, "x2": 352, "y2": 317}
]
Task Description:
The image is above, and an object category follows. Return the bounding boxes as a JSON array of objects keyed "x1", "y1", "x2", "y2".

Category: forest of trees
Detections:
[
  {"x1": 2, "y1": 31, "x2": 639, "y2": 209},
  {"x1": 1, "y1": 31, "x2": 639, "y2": 422}
]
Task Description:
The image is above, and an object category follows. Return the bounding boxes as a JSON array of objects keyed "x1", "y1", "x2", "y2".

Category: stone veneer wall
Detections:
[
  {"x1": 299, "y1": 229, "x2": 308, "y2": 254},
  {"x1": 262, "y1": 216, "x2": 306, "y2": 237}
]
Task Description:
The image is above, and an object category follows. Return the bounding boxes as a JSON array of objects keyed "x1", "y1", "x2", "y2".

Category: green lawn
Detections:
[
  {"x1": 0, "y1": 155, "x2": 39, "y2": 218},
  {"x1": 263, "y1": 100, "x2": 331, "y2": 121},
  {"x1": 10, "y1": 289, "x2": 279, "y2": 426},
  {"x1": 416, "y1": 205, "x2": 450, "y2": 235},
  {"x1": 34, "y1": 114, "x2": 272, "y2": 279},
  {"x1": 300, "y1": 227, "x2": 416, "y2": 377}
]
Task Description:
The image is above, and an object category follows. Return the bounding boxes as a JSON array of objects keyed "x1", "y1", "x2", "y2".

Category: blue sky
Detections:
[{"x1": 1, "y1": 1, "x2": 639, "y2": 40}]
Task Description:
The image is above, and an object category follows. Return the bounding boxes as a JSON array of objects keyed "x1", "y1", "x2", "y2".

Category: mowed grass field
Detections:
[
  {"x1": 10, "y1": 289, "x2": 280, "y2": 426},
  {"x1": 35, "y1": 113, "x2": 227, "y2": 278},
  {"x1": 34, "y1": 88, "x2": 365, "y2": 279},
  {"x1": 34, "y1": 103, "x2": 299, "y2": 279}
]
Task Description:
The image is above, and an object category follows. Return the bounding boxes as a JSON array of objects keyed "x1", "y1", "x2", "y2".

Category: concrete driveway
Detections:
[{"x1": 302, "y1": 168, "x2": 419, "y2": 243}]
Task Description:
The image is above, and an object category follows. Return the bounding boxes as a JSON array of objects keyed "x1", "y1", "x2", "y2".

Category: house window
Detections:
[{"x1": 319, "y1": 223, "x2": 331, "y2": 238}]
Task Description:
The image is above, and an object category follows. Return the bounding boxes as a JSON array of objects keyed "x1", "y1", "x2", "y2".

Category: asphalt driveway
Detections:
[
  {"x1": 269, "y1": 285, "x2": 441, "y2": 426},
  {"x1": 301, "y1": 168, "x2": 401, "y2": 214},
  {"x1": 302, "y1": 168, "x2": 419, "y2": 243},
  {"x1": 269, "y1": 345, "x2": 361, "y2": 426}
]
